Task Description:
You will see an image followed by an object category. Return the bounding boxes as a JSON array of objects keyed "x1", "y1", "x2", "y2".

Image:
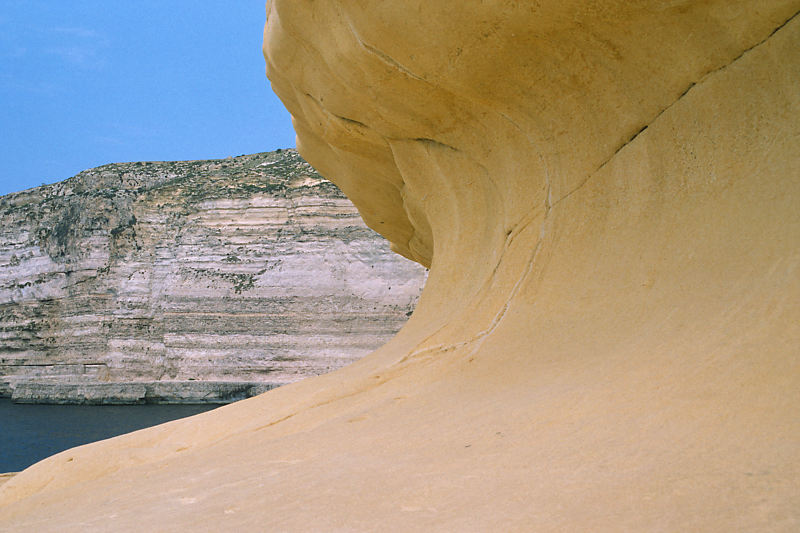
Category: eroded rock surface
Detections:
[
  {"x1": 0, "y1": 150, "x2": 425, "y2": 403},
  {"x1": 1, "y1": 2, "x2": 799, "y2": 531}
]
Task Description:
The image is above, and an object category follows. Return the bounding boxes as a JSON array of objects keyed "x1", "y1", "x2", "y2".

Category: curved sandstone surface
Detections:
[{"x1": 1, "y1": 1, "x2": 799, "y2": 530}]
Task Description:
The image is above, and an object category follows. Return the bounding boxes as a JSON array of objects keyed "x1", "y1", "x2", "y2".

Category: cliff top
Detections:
[
  {"x1": 0, "y1": 149, "x2": 346, "y2": 263},
  {"x1": 0, "y1": 149, "x2": 342, "y2": 210}
]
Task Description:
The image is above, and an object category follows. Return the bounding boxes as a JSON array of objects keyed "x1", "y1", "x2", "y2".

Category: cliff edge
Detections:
[
  {"x1": 0, "y1": 150, "x2": 425, "y2": 404},
  {"x1": 1, "y1": 1, "x2": 799, "y2": 530}
]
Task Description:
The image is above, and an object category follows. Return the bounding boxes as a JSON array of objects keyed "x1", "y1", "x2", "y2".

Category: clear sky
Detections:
[{"x1": 0, "y1": 1, "x2": 297, "y2": 196}]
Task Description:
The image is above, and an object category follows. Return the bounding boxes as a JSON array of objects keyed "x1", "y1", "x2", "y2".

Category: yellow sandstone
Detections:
[{"x1": 1, "y1": 1, "x2": 799, "y2": 530}]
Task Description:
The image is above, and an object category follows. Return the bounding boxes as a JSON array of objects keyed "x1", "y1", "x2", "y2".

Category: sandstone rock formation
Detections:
[
  {"x1": 1, "y1": 1, "x2": 799, "y2": 530},
  {"x1": 0, "y1": 150, "x2": 425, "y2": 404}
]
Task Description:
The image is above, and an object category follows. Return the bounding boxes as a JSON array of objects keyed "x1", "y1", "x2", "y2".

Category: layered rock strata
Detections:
[
  {"x1": 1, "y1": 1, "x2": 799, "y2": 531},
  {"x1": 0, "y1": 150, "x2": 425, "y2": 404}
]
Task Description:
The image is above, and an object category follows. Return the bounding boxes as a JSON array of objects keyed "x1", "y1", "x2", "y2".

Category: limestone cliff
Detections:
[
  {"x1": 1, "y1": 2, "x2": 799, "y2": 531},
  {"x1": 0, "y1": 150, "x2": 426, "y2": 404}
]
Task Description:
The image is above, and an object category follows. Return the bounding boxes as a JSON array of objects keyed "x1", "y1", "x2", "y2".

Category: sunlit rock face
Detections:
[
  {"x1": 1, "y1": 2, "x2": 799, "y2": 530},
  {"x1": 0, "y1": 150, "x2": 425, "y2": 404}
]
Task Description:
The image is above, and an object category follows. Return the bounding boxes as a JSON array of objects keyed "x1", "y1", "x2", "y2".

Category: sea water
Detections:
[{"x1": 0, "y1": 399, "x2": 220, "y2": 473}]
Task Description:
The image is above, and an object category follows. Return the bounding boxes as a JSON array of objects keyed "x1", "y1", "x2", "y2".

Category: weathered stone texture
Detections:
[
  {"x1": 5, "y1": 3, "x2": 799, "y2": 530},
  {"x1": 0, "y1": 150, "x2": 426, "y2": 403}
]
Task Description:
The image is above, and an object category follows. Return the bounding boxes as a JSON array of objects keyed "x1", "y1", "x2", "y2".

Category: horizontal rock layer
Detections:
[
  {"x1": 0, "y1": 150, "x2": 426, "y2": 403},
  {"x1": 9, "y1": 382, "x2": 276, "y2": 405}
]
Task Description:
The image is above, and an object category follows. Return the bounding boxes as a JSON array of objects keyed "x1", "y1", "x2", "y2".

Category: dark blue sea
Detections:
[{"x1": 0, "y1": 399, "x2": 220, "y2": 473}]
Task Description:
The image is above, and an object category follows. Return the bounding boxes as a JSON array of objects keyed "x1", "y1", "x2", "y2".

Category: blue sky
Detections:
[{"x1": 0, "y1": 1, "x2": 296, "y2": 196}]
